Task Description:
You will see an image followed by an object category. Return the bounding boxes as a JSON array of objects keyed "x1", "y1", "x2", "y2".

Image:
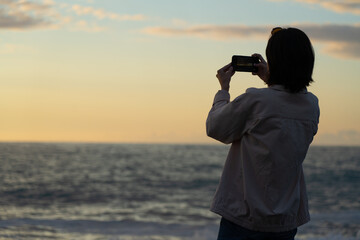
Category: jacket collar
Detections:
[{"x1": 269, "y1": 84, "x2": 308, "y2": 94}]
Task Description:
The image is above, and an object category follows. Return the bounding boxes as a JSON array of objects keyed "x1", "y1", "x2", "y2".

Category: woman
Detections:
[{"x1": 206, "y1": 27, "x2": 320, "y2": 240}]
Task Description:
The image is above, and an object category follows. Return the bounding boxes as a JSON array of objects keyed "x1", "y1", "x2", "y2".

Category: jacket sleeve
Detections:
[
  {"x1": 206, "y1": 90, "x2": 252, "y2": 144},
  {"x1": 313, "y1": 97, "x2": 320, "y2": 136}
]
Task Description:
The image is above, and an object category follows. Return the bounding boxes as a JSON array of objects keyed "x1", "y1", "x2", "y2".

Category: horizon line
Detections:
[{"x1": 0, "y1": 140, "x2": 359, "y2": 147}]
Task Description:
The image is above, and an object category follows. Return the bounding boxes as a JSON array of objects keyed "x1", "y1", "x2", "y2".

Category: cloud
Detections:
[
  {"x1": 143, "y1": 23, "x2": 360, "y2": 60},
  {"x1": 71, "y1": 20, "x2": 105, "y2": 33},
  {"x1": 71, "y1": 4, "x2": 145, "y2": 21},
  {"x1": 296, "y1": 0, "x2": 360, "y2": 15},
  {"x1": 314, "y1": 130, "x2": 360, "y2": 146},
  {"x1": 268, "y1": 0, "x2": 360, "y2": 15},
  {"x1": 143, "y1": 24, "x2": 268, "y2": 40},
  {"x1": 299, "y1": 23, "x2": 360, "y2": 59},
  {"x1": 322, "y1": 41, "x2": 360, "y2": 59},
  {"x1": 0, "y1": 0, "x2": 56, "y2": 30},
  {"x1": 0, "y1": 1, "x2": 146, "y2": 32}
]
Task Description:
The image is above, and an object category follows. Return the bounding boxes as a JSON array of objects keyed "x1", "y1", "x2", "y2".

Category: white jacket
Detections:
[{"x1": 206, "y1": 85, "x2": 320, "y2": 232}]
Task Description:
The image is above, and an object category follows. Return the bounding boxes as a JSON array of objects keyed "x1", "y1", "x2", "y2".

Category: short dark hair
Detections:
[{"x1": 266, "y1": 27, "x2": 315, "y2": 93}]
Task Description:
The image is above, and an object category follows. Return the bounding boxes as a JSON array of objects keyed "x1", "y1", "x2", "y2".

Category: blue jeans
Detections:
[{"x1": 217, "y1": 218, "x2": 297, "y2": 240}]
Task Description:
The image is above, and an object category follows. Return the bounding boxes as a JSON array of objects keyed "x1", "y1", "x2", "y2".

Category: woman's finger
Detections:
[
  {"x1": 252, "y1": 53, "x2": 266, "y2": 63},
  {"x1": 218, "y1": 63, "x2": 232, "y2": 73}
]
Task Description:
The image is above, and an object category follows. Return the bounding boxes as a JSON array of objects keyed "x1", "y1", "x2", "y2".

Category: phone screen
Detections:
[{"x1": 231, "y1": 55, "x2": 259, "y2": 72}]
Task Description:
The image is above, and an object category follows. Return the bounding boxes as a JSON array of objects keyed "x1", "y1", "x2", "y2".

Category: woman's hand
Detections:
[
  {"x1": 252, "y1": 53, "x2": 269, "y2": 83},
  {"x1": 216, "y1": 63, "x2": 235, "y2": 92}
]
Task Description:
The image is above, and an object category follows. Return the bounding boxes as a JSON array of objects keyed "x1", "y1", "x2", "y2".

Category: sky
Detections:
[{"x1": 0, "y1": 0, "x2": 359, "y2": 145}]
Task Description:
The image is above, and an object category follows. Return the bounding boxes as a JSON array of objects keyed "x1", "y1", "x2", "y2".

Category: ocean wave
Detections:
[
  {"x1": 0, "y1": 218, "x2": 217, "y2": 237},
  {"x1": 0, "y1": 218, "x2": 359, "y2": 240},
  {"x1": 0, "y1": 144, "x2": 359, "y2": 240}
]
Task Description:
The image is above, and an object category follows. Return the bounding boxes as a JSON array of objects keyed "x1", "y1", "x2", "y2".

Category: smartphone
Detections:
[{"x1": 231, "y1": 55, "x2": 260, "y2": 72}]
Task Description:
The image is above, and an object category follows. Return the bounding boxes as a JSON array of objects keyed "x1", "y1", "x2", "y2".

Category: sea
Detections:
[{"x1": 0, "y1": 143, "x2": 359, "y2": 240}]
